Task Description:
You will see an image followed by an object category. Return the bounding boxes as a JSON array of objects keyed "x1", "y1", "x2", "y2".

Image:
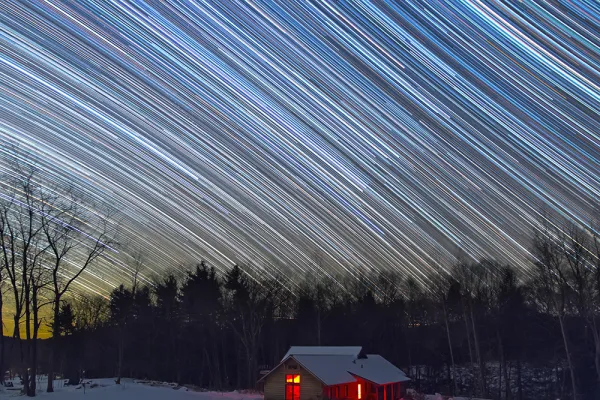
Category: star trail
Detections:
[{"x1": 0, "y1": 0, "x2": 599, "y2": 295}]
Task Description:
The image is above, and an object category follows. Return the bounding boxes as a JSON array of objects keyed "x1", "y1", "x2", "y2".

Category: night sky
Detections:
[{"x1": 1, "y1": 1, "x2": 599, "y2": 295}]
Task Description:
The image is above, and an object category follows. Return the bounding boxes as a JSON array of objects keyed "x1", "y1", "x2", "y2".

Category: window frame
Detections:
[{"x1": 285, "y1": 374, "x2": 301, "y2": 400}]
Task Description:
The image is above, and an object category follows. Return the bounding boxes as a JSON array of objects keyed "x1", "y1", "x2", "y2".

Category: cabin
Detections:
[{"x1": 259, "y1": 347, "x2": 410, "y2": 400}]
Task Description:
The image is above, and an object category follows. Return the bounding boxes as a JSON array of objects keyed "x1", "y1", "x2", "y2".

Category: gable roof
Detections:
[
  {"x1": 282, "y1": 346, "x2": 363, "y2": 360},
  {"x1": 348, "y1": 355, "x2": 410, "y2": 384},
  {"x1": 293, "y1": 355, "x2": 356, "y2": 385},
  {"x1": 260, "y1": 347, "x2": 410, "y2": 386}
]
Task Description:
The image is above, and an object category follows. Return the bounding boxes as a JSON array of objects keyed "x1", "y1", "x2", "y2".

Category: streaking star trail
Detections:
[{"x1": 0, "y1": 0, "x2": 599, "y2": 294}]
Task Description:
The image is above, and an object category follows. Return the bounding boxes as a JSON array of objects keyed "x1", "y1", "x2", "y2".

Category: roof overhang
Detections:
[{"x1": 349, "y1": 372, "x2": 411, "y2": 385}]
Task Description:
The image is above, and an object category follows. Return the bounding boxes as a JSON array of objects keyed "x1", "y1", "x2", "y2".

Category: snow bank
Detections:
[{"x1": 0, "y1": 378, "x2": 265, "y2": 400}]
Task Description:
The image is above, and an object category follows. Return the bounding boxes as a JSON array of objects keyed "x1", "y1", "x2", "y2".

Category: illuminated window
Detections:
[
  {"x1": 285, "y1": 375, "x2": 300, "y2": 400},
  {"x1": 358, "y1": 384, "x2": 362, "y2": 400}
]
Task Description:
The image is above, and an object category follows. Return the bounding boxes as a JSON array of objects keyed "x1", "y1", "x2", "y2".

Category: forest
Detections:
[{"x1": 1, "y1": 160, "x2": 600, "y2": 400}]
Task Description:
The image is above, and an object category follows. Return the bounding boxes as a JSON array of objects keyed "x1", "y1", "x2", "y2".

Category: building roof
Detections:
[
  {"x1": 293, "y1": 355, "x2": 356, "y2": 385},
  {"x1": 348, "y1": 355, "x2": 411, "y2": 384},
  {"x1": 282, "y1": 346, "x2": 363, "y2": 360},
  {"x1": 261, "y1": 346, "x2": 410, "y2": 386}
]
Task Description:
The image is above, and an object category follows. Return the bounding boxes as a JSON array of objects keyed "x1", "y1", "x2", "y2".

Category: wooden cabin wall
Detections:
[{"x1": 264, "y1": 359, "x2": 324, "y2": 400}]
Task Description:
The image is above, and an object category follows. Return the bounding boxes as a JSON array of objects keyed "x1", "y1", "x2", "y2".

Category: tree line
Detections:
[
  {"x1": 29, "y1": 223, "x2": 600, "y2": 400},
  {"x1": 1, "y1": 154, "x2": 600, "y2": 399}
]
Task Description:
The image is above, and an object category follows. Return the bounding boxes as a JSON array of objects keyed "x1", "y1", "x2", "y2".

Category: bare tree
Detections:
[
  {"x1": 429, "y1": 266, "x2": 458, "y2": 396},
  {"x1": 454, "y1": 261, "x2": 488, "y2": 398},
  {"x1": 296, "y1": 270, "x2": 340, "y2": 350},
  {"x1": 129, "y1": 251, "x2": 144, "y2": 296},
  {"x1": 376, "y1": 270, "x2": 400, "y2": 306},
  {"x1": 591, "y1": 218, "x2": 600, "y2": 385},
  {"x1": 532, "y1": 221, "x2": 578, "y2": 399},
  {"x1": 0, "y1": 162, "x2": 48, "y2": 396},
  {"x1": 225, "y1": 265, "x2": 283, "y2": 388},
  {"x1": 44, "y1": 195, "x2": 115, "y2": 392},
  {"x1": 71, "y1": 293, "x2": 109, "y2": 330},
  {"x1": 114, "y1": 254, "x2": 144, "y2": 385},
  {"x1": 28, "y1": 247, "x2": 52, "y2": 395},
  {"x1": 0, "y1": 151, "x2": 117, "y2": 396},
  {"x1": 0, "y1": 194, "x2": 15, "y2": 388},
  {"x1": 0, "y1": 269, "x2": 4, "y2": 386}
]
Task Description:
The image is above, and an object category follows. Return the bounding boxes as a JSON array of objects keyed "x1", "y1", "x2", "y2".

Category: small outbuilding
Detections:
[{"x1": 259, "y1": 346, "x2": 410, "y2": 400}]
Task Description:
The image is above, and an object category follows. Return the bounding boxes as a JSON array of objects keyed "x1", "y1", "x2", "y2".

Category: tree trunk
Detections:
[
  {"x1": 470, "y1": 304, "x2": 486, "y2": 397},
  {"x1": 497, "y1": 328, "x2": 510, "y2": 399},
  {"x1": 461, "y1": 298, "x2": 474, "y2": 365},
  {"x1": 198, "y1": 346, "x2": 207, "y2": 387},
  {"x1": 558, "y1": 314, "x2": 578, "y2": 399},
  {"x1": 591, "y1": 317, "x2": 600, "y2": 385},
  {"x1": 558, "y1": 362, "x2": 566, "y2": 398},
  {"x1": 174, "y1": 330, "x2": 180, "y2": 385},
  {"x1": 244, "y1": 331, "x2": 259, "y2": 390},
  {"x1": 442, "y1": 301, "x2": 457, "y2": 396},
  {"x1": 30, "y1": 289, "x2": 40, "y2": 397},
  {"x1": 116, "y1": 327, "x2": 124, "y2": 384},
  {"x1": 516, "y1": 357, "x2": 522, "y2": 400},
  {"x1": 316, "y1": 309, "x2": 322, "y2": 346},
  {"x1": 0, "y1": 292, "x2": 4, "y2": 386},
  {"x1": 47, "y1": 298, "x2": 60, "y2": 392},
  {"x1": 498, "y1": 355, "x2": 502, "y2": 400},
  {"x1": 24, "y1": 284, "x2": 33, "y2": 396},
  {"x1": 595, "y1": 337, "x2": 600, "y2": 391},
  {"x1": 221, "y1": 334, "x2": 229, "y2": 389},
  {"x1": 245, "y1": 346, "x2": 253, "y2": 389},
  {"x1": 14, "y1": 316, "x2": 27, "y2": 393},
  {"x1": 211, "y1": 327, "x2": 222, "y2": 390},
  {"x1": 236, "y1": 341, "x2": 242, "y2": 388}
]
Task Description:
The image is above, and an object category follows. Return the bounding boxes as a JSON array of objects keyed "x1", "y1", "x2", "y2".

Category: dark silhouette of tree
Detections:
[
  {"x1": 224, "y1": 265, "x2": 283, "y2": 388},
  {"x1": 153, "y1": 272, "x2": 181, "y2": 383},
  {"x1": 179, "y1": 262, "x2": 223, "y2": 387},
  {"x1": 109, "y1": 284, "x2": 134, "y2": 385},
  {"x1": 57, "y1": 303, "x2": 76, "y2": 336}
]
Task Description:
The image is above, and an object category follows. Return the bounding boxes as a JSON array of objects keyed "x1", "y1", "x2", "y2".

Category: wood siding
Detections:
[{"x1": 264, "y1": 358, "x2": 324, "y2": 400}]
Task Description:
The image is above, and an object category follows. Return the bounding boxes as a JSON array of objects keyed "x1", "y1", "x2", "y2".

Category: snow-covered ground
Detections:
[
  {"x1": 0, "y1": 379, "x2": 489, "y2": 400},
  {"x1": 0, "y1": 378, "x2": 265, "y2": 400}
]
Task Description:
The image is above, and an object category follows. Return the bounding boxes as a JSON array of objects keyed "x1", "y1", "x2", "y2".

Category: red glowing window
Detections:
[
  {"x1": 286, "y1": 375, "x2": 300, "y2": 400},
  {"x1": 358, "y1": 384, "x2": 362, "y2": 400}
]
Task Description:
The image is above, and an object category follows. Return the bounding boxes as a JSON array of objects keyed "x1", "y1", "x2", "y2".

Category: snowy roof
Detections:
[
  {"x1": 348, "y1": 355, "x2": 410, "y2": 384},
  {"x1": 282, "y1": 346, "x2": 363, "y2": 360},
  {"x1": 261, "y1": 347, "x2": 410, "y2": 386},
  {"x1": 293, "y1": 355, "x2": 356, "y2": 385}
]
